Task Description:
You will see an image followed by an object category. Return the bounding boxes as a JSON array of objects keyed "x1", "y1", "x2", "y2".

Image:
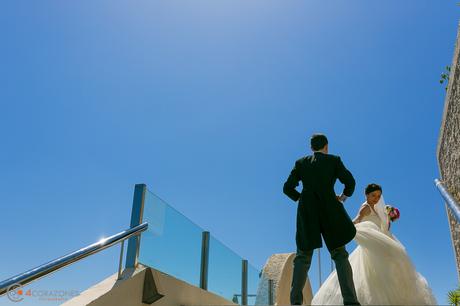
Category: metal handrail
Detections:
[
  {"x1": 0, "y1": 222, "x2": 148, "y2": 296},
  {"x1": 435, "y1": 179, "x2": 460, "y2": 223}
]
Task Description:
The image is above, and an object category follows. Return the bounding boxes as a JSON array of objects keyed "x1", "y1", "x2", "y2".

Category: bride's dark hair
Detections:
[{"x1": 365, "y1": 183, "x2": 382, "y2": 195}]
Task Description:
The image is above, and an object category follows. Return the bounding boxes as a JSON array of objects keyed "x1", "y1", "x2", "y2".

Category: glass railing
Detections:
[
  {"x1": 138, "y1": 188, "x2": 260, "y2": 304},
  {"x1": 207, "y1": 236, "x2": 242, "y2": 300},
  {"x1": 139, "y1": 191, "x2": 203, "y2": 286}
]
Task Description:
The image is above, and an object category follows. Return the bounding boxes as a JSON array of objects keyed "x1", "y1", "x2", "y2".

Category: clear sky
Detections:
[{"x1": 1, "y1": 1, "x2": 459, "y2": 305}]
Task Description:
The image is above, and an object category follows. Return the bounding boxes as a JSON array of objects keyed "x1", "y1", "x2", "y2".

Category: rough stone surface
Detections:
[
  {"x1": 255, "y1": 253, "x2": 313, "y2": 305},
  {"x1": 255, "y1": 253, "x2": 292, "y2": 305},
  {"x1": 437, "y1": 22, "x2": 460, "y2": 281}
]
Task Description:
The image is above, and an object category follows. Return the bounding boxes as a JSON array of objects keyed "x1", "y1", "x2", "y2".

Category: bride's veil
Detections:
[
  {"x1": 374, "y1": 195, "x2": 390, "y2": 234},
  {"x1": 373, "y1": 195, "x2": 403, "y2": 245}
]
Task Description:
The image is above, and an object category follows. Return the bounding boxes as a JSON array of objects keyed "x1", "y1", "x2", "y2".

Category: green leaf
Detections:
[{"x1": 447, "y1": 289, "x2": 460, "y2": 305}]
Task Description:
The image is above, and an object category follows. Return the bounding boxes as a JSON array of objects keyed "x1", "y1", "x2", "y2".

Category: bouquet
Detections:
[
  {"x1": 385, "y1": 205, "x2": 400, "y2": 222},
  {"x1": 384, "y1": 205, "x2": 400, "y2": 230}
]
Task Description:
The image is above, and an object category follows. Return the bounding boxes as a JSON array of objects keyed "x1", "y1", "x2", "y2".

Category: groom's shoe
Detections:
[{"x1": 344, "y1": 302, "x2": 361, "y2": 305}]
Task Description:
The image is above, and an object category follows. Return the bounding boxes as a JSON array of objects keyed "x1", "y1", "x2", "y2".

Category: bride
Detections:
[{"x1": 311, "y1": 183, "x2": 437, "y2": 305}]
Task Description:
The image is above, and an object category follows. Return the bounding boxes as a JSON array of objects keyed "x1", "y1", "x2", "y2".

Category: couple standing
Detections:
[{"x1": 283, "y1": 134, "x2": 436, "y2": 305}]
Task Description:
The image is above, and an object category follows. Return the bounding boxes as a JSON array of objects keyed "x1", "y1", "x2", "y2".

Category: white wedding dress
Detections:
[{"x1": 311, "y1": 196, "x2": 437, "y2": 305}]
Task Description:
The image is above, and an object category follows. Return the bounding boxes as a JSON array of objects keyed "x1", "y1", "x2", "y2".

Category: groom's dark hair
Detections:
[
  {"x1": 365, "y1": 183, "x2": 382, "y2": 195},
  {"x1": 311, "y1": 134, "x2": 328, "y2": 151}
]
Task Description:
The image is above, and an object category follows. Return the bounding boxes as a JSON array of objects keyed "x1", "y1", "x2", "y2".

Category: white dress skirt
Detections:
[{"x1": 311, "y1": 203, "x2": 437, "y2": 305}]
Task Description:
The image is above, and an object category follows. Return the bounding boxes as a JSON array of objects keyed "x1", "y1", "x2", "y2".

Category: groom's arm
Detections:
[
  {"x1": 283, "y1": 160, "x2": 301, "y2": 202},
  {"x1": 336, "y1": 156, "x2": 356, "y2": 198}
]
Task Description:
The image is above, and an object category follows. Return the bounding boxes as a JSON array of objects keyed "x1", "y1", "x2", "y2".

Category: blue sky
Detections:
[{"x1": 1, "y1": 0, "x2": 459, "y2": 305}]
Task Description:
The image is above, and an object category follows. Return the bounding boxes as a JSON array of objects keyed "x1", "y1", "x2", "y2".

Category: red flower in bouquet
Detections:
[{"x1": 385, "y1": 205, "x2": 400, "y2": 222}]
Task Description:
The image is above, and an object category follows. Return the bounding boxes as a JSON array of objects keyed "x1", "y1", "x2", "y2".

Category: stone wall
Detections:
[
  {"x1": 437, "y1": 23, "x2": 460, "y2": 281},
  {"x1": 63, "y1": 265, "x2": 237, "y2": 306}
]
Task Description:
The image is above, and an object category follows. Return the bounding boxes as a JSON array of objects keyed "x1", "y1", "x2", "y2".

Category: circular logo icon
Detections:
[{"x1": 7, "y1": 283, "x2": 24, "y2": 302}]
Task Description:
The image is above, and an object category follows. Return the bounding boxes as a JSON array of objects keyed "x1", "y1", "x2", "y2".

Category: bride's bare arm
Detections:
[{"x1": 353, "y1": 205, "x2": 371, "y2": 224}]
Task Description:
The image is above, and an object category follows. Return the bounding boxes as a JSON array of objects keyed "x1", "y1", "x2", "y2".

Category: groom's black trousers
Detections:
[{"x1": 290, "y1": 246, "x2": 360, "y2": 305}]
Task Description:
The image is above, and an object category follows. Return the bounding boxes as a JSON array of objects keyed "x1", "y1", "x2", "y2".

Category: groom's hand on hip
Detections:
[{"x1": 337, "y1": 194, "x2": 348, "y2": 203}]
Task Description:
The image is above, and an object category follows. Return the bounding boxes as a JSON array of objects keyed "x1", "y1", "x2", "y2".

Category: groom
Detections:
[{"x1": 283, "y1": 134, "x2": 360, "y2": 305}]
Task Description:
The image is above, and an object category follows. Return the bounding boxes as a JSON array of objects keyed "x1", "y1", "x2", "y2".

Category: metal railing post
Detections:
[
  {"x1": 200, "y1": 231, "x2": 210, "y2": 290},
  {"x1": 242, "y1": 259, "x2": 248, "y2": 305},
  {"x1": 435, "y1": 179, "x2": 460, "y2": 222},
  {"x1": 117, "y1": 240, "x2": 125, "y2": 280},
  {"x1": 0, "y1": 222, "x2": 148, "y2": 296},
  {"x1": 126, "y1": 184, "x2": 147, "y2": 269},
  {"x1": 268, "y1": 279, "x2": 274, "y2": 305}
]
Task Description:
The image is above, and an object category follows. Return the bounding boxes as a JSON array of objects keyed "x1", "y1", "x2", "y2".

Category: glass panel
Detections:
[
  {"x1": 207, "y1": 236, "x2": 243, "y2": 302},
  {"x1": 138, "y1": 188, "x2": 261, "y2": 304},
  {"x1": 138, "y1": 190, "x2": 203, "y2": 287}
]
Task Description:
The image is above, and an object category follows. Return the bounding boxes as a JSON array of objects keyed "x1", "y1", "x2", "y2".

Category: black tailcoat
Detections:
[{"x1": 283, "y1": 152, "x2": 356, "y2": 252}]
